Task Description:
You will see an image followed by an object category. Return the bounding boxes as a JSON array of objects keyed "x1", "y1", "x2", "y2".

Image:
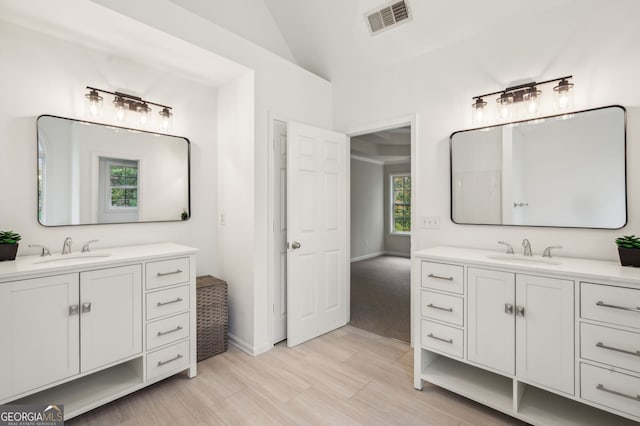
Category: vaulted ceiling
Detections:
[{"x1": 170, "y1": 0, "x2": 572, "y2": 81}]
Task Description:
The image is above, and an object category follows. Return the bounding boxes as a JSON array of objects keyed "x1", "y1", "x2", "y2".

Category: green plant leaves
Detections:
[
  {"x1": 0, "y1": 230, "x2": 21, "y2": 244},
  {"x1": 616, "y1": 235, "x2": 640, "y2": 248}
]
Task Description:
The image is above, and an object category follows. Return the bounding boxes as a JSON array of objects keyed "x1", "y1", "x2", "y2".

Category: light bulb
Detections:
[
  {"x1": 523, "y1": 87, "x2": 542, "y2": 116},
  {"x1": 137, "y1": 103, "x2": 151, "y2": 127},
  {"x1": 471, "y1": 97, "x2": 487, "y2": 126},
  {"x1": 84, "y1": 89, "x2": 103, "y2": 118},
  {"x1": 159, "y1": 107, "x2": 173, "y2": 131},
  {"x1": 496, "y1": 92, "x2": 513, "y2": 121},
  {"x1": 113, "y1": 96, "x2": 127, "y2": 123},
  {"x1": 553, "y1": 79, "x2": 574, "y2": 112}
]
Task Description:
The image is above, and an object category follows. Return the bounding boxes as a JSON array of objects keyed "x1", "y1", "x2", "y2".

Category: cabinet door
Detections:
[
  {"x1": 80, "y1": 265, "x2": 142, "y2": 372},
  {"x1": 0, "y1": 274, "x2": 79, "y2": 400},
  {"x1": 467, "y1": 267, "x2": 515, "y2": 374},
  {"x1": 516, "y1": 274, "x2": 574, "y2": 395}
]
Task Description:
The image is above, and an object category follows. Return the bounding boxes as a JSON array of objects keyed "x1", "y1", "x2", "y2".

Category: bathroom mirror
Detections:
[
  {"x1": 37, "y1": 115, "x2": 190, "y2": 226},
  {"x1": 450, "y1": 105, "x2": 626, "y2": 229}
]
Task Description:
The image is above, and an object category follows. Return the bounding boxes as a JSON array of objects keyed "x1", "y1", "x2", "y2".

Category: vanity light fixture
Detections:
[
  {"x1": 84, "y1": 86, "x2": 173, "y2": 130},
  {"x1": 471, "y1": 75, "x2": 573, "y2": 126}
]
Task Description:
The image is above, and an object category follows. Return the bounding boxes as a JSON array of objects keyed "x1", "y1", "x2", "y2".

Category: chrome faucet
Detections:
[
  {"x1": 62, "y1": 237, "x2": 73, "y2": 255},
  {"x1": 522, "y1": 239, "x2": 532, "y2": 256},
  {"x1": 81, "y1": 240, "x2": 99, "y2": 253},
  {"x1": 497, "y1": 241, "x2": 514, "y2": 254},
  {"x1": 543, "y1": 245, "x2": 563, "y2": 258},
  {"x1": 29, "y1": 244, "x2": 51, "y2": 257}
]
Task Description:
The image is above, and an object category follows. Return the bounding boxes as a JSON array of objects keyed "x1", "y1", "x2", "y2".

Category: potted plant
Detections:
[
  {"x1": 615, "y1": 235, "x2": 640, "y2": 267},
  {"x1": 0, "y1": 231, "x2": 21, "y2": 261}
]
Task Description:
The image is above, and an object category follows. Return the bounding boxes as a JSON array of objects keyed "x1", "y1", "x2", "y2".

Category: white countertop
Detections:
[
  {"x1": 414, "y1": 246, "x2": 640, "y2": 287},
  {"x1": 0, "y1": 242, "x2": 198, "y2": 282}
]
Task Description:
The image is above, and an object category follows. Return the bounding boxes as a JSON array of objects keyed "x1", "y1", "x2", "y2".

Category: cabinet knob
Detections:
[
  {"x1": 68, "y1": 304, "x2": 79, "y2": 316},
  {"x1": 504, "y1": 303, "x2": 514, "y2": 315},
  {"x1": 81, "y1": 302, "x2": 92, "y2": 313},
  {"x1": 516, "y1": 305, "x2": 525, "y2": 317}
]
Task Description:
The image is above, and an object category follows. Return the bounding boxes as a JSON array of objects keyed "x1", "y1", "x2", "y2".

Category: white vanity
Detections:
[
  {"x1": 0, "y1": 243, "x2": 197, "y2": 420},
  {"x1": 413, "y1": 246, "x2": 640, "y2": 426}
]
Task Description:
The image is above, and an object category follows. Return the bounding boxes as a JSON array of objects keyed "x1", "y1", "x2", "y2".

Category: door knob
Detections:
[{"x1": 291, "y1": 241, "x2": 302, "y2": 249}]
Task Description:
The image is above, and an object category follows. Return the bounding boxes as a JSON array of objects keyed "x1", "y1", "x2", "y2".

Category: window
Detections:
[
  {"x1": 109, "y1": 161, "x2": 138, "y2": 208},
  {"x1": 391, "y1": 173, "x2": 410, "y2": 234}
]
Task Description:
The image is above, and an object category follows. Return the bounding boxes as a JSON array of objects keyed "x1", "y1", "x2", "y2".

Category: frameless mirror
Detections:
[
  {"x1": 450, "y1": 105, "x2": 626, "y2": 229},
  {"x1": 37, "y1": 115, "x2": 190, "y2": 226}
]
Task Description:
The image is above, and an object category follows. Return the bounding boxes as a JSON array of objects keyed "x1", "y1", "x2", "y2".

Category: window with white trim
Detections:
[{"x1": 390, "y1": 173, "x2": 410, "y2": 234}]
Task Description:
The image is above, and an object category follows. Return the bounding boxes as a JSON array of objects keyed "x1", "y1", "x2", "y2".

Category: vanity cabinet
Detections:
[
  {"x1": 467, "y1": 268, "x2": 574, "y2": 394},
  {"x1": 414, "y1": 247, "x2": 640, "y2": 426},
  {"x1": 0, "y1": 274, "x2": 80, "y2": 400},
  {"x1": 0, "y1": 243, "x2": 197, "y2": 421}
]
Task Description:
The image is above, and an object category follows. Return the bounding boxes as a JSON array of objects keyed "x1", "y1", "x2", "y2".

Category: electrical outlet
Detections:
[{"x1": 425, "y1": 216, "x2": 440, "y2": 229}]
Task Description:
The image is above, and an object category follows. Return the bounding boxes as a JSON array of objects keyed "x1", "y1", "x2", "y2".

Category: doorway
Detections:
[{"x1": 349, "y1": 125, "x2": 412, "y2": 342}]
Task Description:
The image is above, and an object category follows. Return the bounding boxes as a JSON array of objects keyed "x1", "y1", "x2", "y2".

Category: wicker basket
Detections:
[{"x1": 196, "y1": 275, "x2": 228, "y2": 361}]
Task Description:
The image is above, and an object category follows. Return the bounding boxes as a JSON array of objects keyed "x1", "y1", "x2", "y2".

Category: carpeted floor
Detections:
[{"x1": 350, "y1": 255, "x2": 410, "y2": 342}]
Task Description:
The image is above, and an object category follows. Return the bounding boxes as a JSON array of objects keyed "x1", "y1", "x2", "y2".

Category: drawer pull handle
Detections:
[
  {"x1": 427, "y1": 273, "x2": 453, "y2": 281},
  {"x1": 157, "y1": 326, "x2": 184, "y2": 337},
  {"x1": 427, "y1": 333, "x2": 453, "y2": 344},
  {"x1": 157, "y1": 354, "x2": 183, "y2": 367},
  {"x1": 157, "y1": 269, "x2": 183, "y2": 277},
  {"x1": 596, "y1": 342, "x2": 640, "y2": 357},
  {"x1": 427, "y1": 303, "x2": 453, "y2": 312},
  {"x1": 596, "y1": 301, "x2": 640, "y2": 312},
  {"x1": 596, "y1": 384, "x2": 640, "y2": 401},
  {"x1": 157, "y1": 297, "x2": 183, "y2": 307}
]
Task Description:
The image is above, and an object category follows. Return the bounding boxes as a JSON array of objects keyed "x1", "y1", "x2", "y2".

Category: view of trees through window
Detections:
[
  {"x1": 110, "y1": 164, "x2": 138, "y2": 207},
  {"x1": 392, "y1": 174, "x2": 410, "y2": 233}
]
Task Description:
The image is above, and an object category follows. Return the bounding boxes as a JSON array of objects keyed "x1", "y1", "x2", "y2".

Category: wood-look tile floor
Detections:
[{"x1": 68, "y1": 326, "x2": 527, "y2": 425}]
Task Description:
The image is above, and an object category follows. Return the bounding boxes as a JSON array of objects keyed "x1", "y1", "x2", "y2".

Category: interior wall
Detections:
[
  {"x1": 350, "y1": 158, "x2": 384, "y2": 261},
  {"x1": 384, "y1": 163, "x2": 411, "y2": 256},
  {"x1": 333, "y1": 0, "x2": 640, "y2": 261},
  {"x1": 90, "y1": 0, "x2": 334, "y2": 353},
  {"x1": 0, "y1": 21, "x2": 221, "y2": 276}
]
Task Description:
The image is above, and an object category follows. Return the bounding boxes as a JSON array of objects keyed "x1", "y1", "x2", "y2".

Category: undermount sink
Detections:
[
  {"x1": 486, "y1": 254, "x2": 561, "y2": 265},
  {"x1": 32, "y1": 253, "x2": 112, "y2": 265}
]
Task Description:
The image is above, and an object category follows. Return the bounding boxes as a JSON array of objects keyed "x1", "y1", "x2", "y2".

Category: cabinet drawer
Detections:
[
  {"x1": 581, "y1": 282, "x2": 640, "y2": 329},
  {"x1": 147, "y1": 340, "x2": 190, "y2": 381},
  {"x1": 421, "y1": 290, "x2": 464, "y2": 326},
  {"x1": 421, "y1": 320, "x2": 463, "y2": 358},
  {"x1": 581, "y1": 363, "x2": 640, "y2": 419},
  {"x1": 581, "y1": 323, "x2": 640, "y2": 374},
  {"x1": 146, "y1": 257, "x2": 190, "y2": 290},
  {"x1": 421, "y1": 261, "x2": 463, "y2": 294},
  {"x1": 147, "y1": 312, "x2": 190, "y2": 350},
  {"x1": 146, "y1": 285, "x2": 189, "y2": 320}
]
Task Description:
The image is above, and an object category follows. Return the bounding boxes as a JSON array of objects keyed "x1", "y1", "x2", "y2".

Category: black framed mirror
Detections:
[
  {"x1": 37, "y1": 115, "x2": 190, "y2": 226},
  {"x1": 450, "y1": 105, "x2": 626, "y2": 229}
]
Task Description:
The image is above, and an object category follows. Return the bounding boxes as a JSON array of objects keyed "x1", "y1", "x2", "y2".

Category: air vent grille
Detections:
[{"x1": 365, "y1": 1, "x2": 412, "y2": 35}]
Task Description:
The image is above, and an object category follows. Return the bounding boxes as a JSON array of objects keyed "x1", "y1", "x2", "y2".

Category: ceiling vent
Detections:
[{"x1": 365, "y1": 1, "x2": 412, "y2": 35}]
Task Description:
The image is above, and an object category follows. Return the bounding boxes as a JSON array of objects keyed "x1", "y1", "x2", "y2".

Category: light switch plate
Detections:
[{"x1": 425, "y1": 216, "x2": 440, "y2": 229}]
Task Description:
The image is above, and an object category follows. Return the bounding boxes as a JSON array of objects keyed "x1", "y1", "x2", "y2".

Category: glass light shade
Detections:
[
  {"x1": 496, "y1": 92, "x2": 514, "y2": 121},
  {"x1": 137, "y1": 103, "x2": 152, "y2": 127},
  {"x1": 523, "y1": 87, "x2": 542, "y2": 116},
  {"x1": 159, "y1": 107, "x2": 173, "y2": 131},
  {"x1": 472, "y1": 98, "x2": 488, "y2": 126},
  {"x1": 553, "y1": 79, "x2": 574, "y2": 112},
  {"x1": 113, "y1": 97, "x2": 127, "y2": 123},
  {"x1": 84, "y1": 90, "x2": 103, "y2": 118}
]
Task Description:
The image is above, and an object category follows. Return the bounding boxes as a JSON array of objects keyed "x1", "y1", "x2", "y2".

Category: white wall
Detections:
[
  {"x1": 90, "y1": 0, "x2": 334, "y2": 353},
  {"x1": 384, "y1": 163, "x2": 411, "y2": 256},
  {"x1": 0, "y1": 21, "x2": 222, "y2": 276},
  {"x1": 350, "y1": 158, "x2": 384, "y2": 260},
  {"x1": 334, "y1": 0, "x2": 640, "y2": 261}
]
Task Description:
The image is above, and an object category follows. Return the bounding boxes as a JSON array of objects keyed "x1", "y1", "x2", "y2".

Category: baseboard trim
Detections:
[
  {"x1": 350, "y1": 251, "x2": 385, "y2": 263},
  {"x1": 228, "y1": 333, "x2": 255, "y2": 355},
  {"x1": 385, "y1": 250, "x2": 410, "y2": 258}
]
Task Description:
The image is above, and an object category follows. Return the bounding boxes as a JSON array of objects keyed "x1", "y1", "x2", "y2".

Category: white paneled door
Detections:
[{"x1": 287, "y1": 121, "x2": 348, "y2": 347}]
